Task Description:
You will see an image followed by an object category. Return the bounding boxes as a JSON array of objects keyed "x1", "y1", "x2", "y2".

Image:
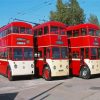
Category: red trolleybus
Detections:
[
  {"x1": 66, "y1": 23, "x2": 100, "y2": 79},
  {"x1": 33, "y1": 21, "x2": 69, "y2": 81},
  {"x1": 0, "y1": 21, "x2": 34, "y2": 80}
]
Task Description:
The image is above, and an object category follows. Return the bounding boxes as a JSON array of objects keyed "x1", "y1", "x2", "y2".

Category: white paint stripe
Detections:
[
  {"x1": 0, "y1": 46, "x2": 33, "y2": 48},
  {"x1": 37, "y1": 45, "x2": 68, "y2": 48},
  {"x1": 0, "y1": 59, "x2": 8, "y2": 61},
  {"x1": 68, "y1": 35, "x2": 99, "y2": 39},
  {"x1": 0, "y1": 33, "x2": 33, "y2": 39},
  {"x1": 72, "y1": 59, "x2": 80, "y2": 61},
  {"x1": 35, "y1": 34, "x2": 66, "y2": 37},
  {"x1": 69, "y1": 46, "x2": 99, "y2": 48}
]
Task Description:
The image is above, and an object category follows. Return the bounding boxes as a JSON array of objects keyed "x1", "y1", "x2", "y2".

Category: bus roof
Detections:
[
  {"x1": 33, "y1": 21, "x2": 67, "y2": 29},
  {"x1": 66, "y1": 23, "x2": 99, "y2": 31},
  {"x1": 0, "y1": 21, "x2": 32, "y2": 31}
]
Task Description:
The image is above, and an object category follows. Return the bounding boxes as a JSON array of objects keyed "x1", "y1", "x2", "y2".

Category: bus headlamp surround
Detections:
[
  {"x1": 14, "y1": 64, "x2": 17, "y2": 69},
  {"x1": 53, "y1": 66, "x2": 56, "y2": 70},
  {"x1": 31, "y1": 64, "x2": 34, "y2": 68}
]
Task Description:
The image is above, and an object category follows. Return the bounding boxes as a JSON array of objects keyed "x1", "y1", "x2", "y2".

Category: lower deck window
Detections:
[
  {"x1": 24, "y1": 48, "x2": 33, "y2": 60},
  {"x1": 14, "y1": 48, "x2": 23, "y2": 60},
  {"x1": 13, "y1": 48, "x2": 33, "y2": 60},
  {"x1": 52, "y1": 47, "x2": 60, "y2": 59},
  {"x1": 61, "y1": 47, "x2": 68, "y2": 58},
  {"x1": 52, "y1": 47, "x2": 68, "y2": 59}
]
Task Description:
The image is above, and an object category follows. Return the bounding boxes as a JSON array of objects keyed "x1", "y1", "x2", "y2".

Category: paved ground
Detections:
[{"x1": 0, "y1": 75, "x2": 100, "y2": 100}]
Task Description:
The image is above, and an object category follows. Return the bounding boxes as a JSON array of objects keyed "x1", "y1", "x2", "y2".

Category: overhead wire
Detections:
[{"x1": 8, "y1": 0, "x2": 54, "y2": 23}]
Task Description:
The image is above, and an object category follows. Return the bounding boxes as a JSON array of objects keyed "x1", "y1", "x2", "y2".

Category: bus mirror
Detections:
[
  {"x1": 34, "y1": 52, "x2": 41, "y2": 58},
  {"x1": 34, "y1": 53, "x2": 38, "y2": 57}
]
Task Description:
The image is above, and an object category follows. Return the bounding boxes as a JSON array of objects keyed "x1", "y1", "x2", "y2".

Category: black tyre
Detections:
[
  {"x1": 80, "y1": 66, "x2": 91, "y2": 79},
  {"x1": 7, "y1": 67, "x2": 13, "y2": 81},
  {"x1": 42, "y1": 66, "x2": 51, "y2": 81}
]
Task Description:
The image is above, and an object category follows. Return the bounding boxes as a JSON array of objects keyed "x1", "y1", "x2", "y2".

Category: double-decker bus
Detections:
[
  {"x1": 0, "y1": 21, "x2": 34, "y2": 80},
  {"x1": 66, "y1": 23, "x2": 100, "y2": 79},
  {"x1": 33, "y1": 21, "x2": 69, "y2": 81}
]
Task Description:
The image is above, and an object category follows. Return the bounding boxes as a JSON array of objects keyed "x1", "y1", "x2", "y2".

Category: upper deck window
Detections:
[
  {"x1": 20, "y1": 27, "x2": 25, "y2": 33},
  {"x1": 73, "y1": 30, "x2": 79, "y2": 37},
  {"x1": 88, "y1": 29, "x2": 95, "y2": 36},
  {"x1": 60, "y1": 28, "x2": 65, "y2": 35},
  {"x1": 38, "y1": 28, "x2": 43, "y2": 35},
  {"x1": 67, "y1": 31, "x2": 72, "y2": 37},
  {"x1": 96, "y1": 30, "x2": 100, "y2": 36},
  {"x1": 81, "y1": 28, "x2": 87, "y2": 36},
  {"x1": 26, "y1": 28, "x2": 32, "y2": 34},
  {"x1": 13, "y1": 26, "x2": 19, "y2": 33},
  {"x1": 34, "y1": 30, "x2": 37, "y2": 37},
  {"x1": 50, "y1": 26, "x2": 58, "y2": 34},
  {"x1": 44, "y1": 26, "x2": 49, "y2": 34}
]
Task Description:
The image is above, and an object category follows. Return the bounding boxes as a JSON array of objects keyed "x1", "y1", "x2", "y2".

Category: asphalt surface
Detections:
[{"x1": 0, "y1": 75, "x2": 100, "y2": 100}]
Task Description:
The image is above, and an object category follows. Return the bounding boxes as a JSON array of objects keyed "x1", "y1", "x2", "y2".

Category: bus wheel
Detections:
[
  {"x1": 43, "y1": 66, "x2": 51, "y2": 81},
  {"x1": 7, "y1": 67, "x2": 13, "y2": 81},
  {"x1": 80, "y1": 66, "x2": 90, "y2": 79}
]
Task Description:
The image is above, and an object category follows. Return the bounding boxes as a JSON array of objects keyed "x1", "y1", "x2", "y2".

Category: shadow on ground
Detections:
[{"x1": 0, "y1": 92, "x2": 18, "y2": 100}]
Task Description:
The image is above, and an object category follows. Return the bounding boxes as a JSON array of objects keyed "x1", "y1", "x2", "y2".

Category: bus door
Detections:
[
  {"x1": 44, "y1": 47, "x2": 46, "y2": 63},
  {"x1": 71, "y1": 49, "x2": 80, "y2": 76},
  {"x1": 80, "y1": 48, "x2": 84, "y2": 65}
]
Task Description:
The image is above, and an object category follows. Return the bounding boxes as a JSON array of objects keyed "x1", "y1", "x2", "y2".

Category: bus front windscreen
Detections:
[
  {"x1": 52, "y1": 47, "x2": 60, "y2": 59},
  {"x1": 24, "y1": 48, "x2": 33, "y2": 60},
  {"x1": 91, "y1": 48, "x2": 97, "y2": 59},
  {"x1": 13, "y1": 48, "x2": 23, "y2": 60},
  {"x1": 61, "y1": 47, "x2": 68, "y2": 58},
  {"x1": 52, "y1": 47, "x2": 68, "y2": 59}
]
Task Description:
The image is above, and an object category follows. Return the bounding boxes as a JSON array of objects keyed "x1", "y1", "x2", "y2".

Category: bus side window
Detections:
[
  {"x1": 72, "y1": 51, "x2": 79, "y2": 58},
  {"x1": 67, "y1": 31, "x2": 72, "y2": 37},
  {"x1": 8, "y1": 48, "x2": 12, "y2": 60},
  {"x1": 4, "y1": 51, "x2": 7, "y2": 59},
  {"x1": 98, "y1": 48, "x2": 100, "y2": 58},
  {"x1": 89, "y1": 29, "x2": 95, "y2": 36},
  {"x1": 44, "y1": 26, "x2": 49, "y2": 34},
  {"x1": 47, "y1": 48, "x2": 50, "y2": 58},
  {"x1": 81, "y1": 28, "x2": 87, "y2": 36},
  {"x1": 91, "y1": 48, "x2": 97, "y2": 59},
  {"x1": 38, "y1": 28, "x2": 43, "y2": 35},
  {"x1": 34, "y1": 30, "x2": 38, "y2": 37},
  {"x1": 73, "y1": 30, "x2": 79, "y2": 37},
  {"x1": 85, "y1": 48, "x2": 89, "y2": 58},
  {"x1": 96, "y1": 30, "x2": 100, "y2": 36}
]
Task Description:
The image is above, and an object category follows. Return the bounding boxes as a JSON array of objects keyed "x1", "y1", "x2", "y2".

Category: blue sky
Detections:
[{"x1": 0, "y1": 0, "x2": 100, "y2": 26}]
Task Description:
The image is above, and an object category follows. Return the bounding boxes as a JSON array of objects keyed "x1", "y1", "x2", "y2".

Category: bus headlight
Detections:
[
  {"x1": 53, "y1": 66, "x2": 56, "y2": 70},
  {"x1": 14, "y1": 64, "x2": 17, "y2": 69},
  {"x1": 31, "y1": 64, "x2": 34, "y2": 68},
  {"x1": 66, "y1": 65, "x2": 69, "y2": 69}
]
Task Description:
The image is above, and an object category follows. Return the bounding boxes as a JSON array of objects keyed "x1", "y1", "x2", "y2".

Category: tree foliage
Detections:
[
  {"x1": 50, "y1": 0, "x2": 67, "y2": 23},
  {"x1": 50, "y1": 0, "x2": 85, "y2": 25},
  {"x1": 88, "y1": 14, "x2": 100, "y2": 26}
]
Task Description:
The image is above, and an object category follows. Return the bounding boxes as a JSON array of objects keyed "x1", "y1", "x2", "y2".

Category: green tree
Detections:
[
  {"x1": 50, "y1": 0, "x2": 67, "y2": 23},
  {"x1": 67, "y1": 0, "x2": 85, "y2": 25},
  {"x1": 88, "y1": 14, "x2": 100, "y2": 26},
  {"x1": 50, "y1": 0, "x2": 85, "y2": 25}
]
